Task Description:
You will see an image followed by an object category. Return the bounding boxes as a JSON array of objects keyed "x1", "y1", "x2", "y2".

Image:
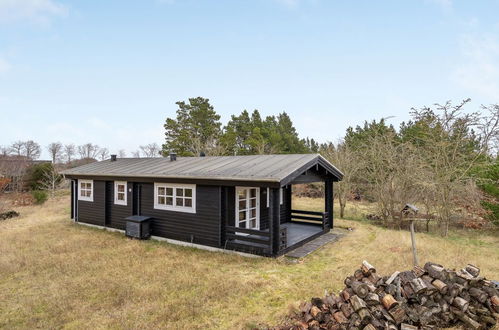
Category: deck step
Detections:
[{"x1": 285, "y1": 232, "x2": 343, "y2": 258}]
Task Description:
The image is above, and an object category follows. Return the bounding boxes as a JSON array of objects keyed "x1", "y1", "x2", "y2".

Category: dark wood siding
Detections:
[
  {"x1": 77, "y1": 180, "x2": 106, "y2": 226},
  {"x1": 139, "y1": 183, "x2": 221, "y2": 247},
  {"x1": 280, "y1": 185, "x2": 291, "y2": 224},
  {"x1": 105, "y1": 181, "x2": 133, "y2": 230}
]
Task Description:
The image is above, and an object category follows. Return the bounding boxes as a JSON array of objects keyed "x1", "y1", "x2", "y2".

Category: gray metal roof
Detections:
[{"x1": 61, "y1": 154, "x2": 343, "y2": 183}]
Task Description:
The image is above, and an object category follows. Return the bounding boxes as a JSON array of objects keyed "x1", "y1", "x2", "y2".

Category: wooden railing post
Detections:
[{"x1": 269, "y1": 187, "x2": 281, "y2": 256}]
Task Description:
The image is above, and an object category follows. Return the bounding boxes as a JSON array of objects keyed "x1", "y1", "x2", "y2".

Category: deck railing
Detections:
[
  {"x1": 225, "y1": 226, "x2": 272, "y2": 254},
  {"x1": 290, "y1": 209, "x2": 328, "y2": 230}
]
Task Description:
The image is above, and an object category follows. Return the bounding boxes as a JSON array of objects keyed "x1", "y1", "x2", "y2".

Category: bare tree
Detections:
[
  {"x1": 47, "y1": 142, "x2": 63, "y2": 163},
  {"x1": 139, "y1": 143, "x2": 161, "y2": 157},
  {"x1": 0, "y1": 146, "x2": 9, "y2": 156},
  {"x1": 410, "y1": 100, "x2": 499, "y2": 235},
  {"x1": 9, "y1": 141, "x2": 24, "y2": 156},
  {"x1": 39, "y1": 165, "x2": 62, "y2": 196},
  {"x1": 63, "y1": 144, "x2": 76, "y2": 163},
  {"x1": 321, "y1": 142, "x2": 363, "y2": 219},
  {"x1": 98, "y1": 147, "x2": 109, "y2": 160},
  {"x1": 118, "y1": 149, "x2": 127, "y2": 158},
  {"x1": 131, "y1": 150, "x2": 141, "y2": 158},
  {"x1": 23, "y1": 140, "x2": 41, "y2": 160},
  {"x1": 78, "y1": 143, "x2": 100, "y2": 159}
]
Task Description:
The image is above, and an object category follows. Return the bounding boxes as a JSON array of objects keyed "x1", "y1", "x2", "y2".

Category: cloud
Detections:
[
  {"x1": 0, "y1": 0, "x2": 67, "y2": 24},
  {"x1": 0, "y1": 56, "x2": 10, "y2": 73},
  {"x1": 452, "y1": 35, "x2": 499, "y2": 100}
]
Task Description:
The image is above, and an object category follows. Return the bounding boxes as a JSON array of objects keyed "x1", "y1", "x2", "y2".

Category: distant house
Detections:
[{"x1": 61, "y1": 154, "x2": 343, "y2": 257}]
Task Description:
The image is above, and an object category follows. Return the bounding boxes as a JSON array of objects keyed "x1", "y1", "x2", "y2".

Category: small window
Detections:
[
  {"x1": 114, "y1": 181, "x2": 127, "y2": 205},
  {"x1": 78, "y1": 179, "x2": 93, "y2": 202},
  {"x1": 154, "y1": 183, "x2": 196, "y2": 213}
]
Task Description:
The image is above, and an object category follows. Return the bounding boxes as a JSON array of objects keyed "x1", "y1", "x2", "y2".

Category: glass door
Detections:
[{"x1": 236, "y1": 187, "x2": 260, "y2": 230}]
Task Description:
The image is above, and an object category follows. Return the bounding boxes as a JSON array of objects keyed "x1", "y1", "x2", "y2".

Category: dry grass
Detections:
[{"x1": 0, "y1": 195, "x2": 498, "y2": 329}]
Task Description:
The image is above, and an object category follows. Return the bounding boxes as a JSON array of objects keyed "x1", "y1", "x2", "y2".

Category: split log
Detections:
[
  {"x1": 469, "y1": 287, "x2": 488, "y2": 304},
  {"x1": 466, "y1": 264, "x2": 480, "y2": 278},
  {"x1": 412, "y1": 265, "x2": 425, "y2": 277},
  {"x1": 333, "y1": 311, "x2": 348, "y2": 323},
  {"x1": 350, "y1": 295, "x2": 367, "y2": 312},
  {"x1": 364, "y1": 293, "x2": 380, "y2": 306},
  {"x1": 432, "y1": 279, "x2": 448, "y2": 294},
  {"x1": 357, "y1": 307, "x2": 372, "y2": 323},
  {"x1": 361, "y1": 260, "x2": 376, "y2": 275},
  {"x1": 388, "y1": 305, "x2": 406, "y2": 324},
  {"x1": 362, "y1": 324, "x2": 376, "y2": 330},
  {"x1": 361, "y1": 278, "x2": 377, "y2": 292},
  {"x1": 340, "y1": 302, "x2": 354, "y2": 318},
  {"x1": 381, "y1": 294, "x2": 398, "y2": 310},
  {"x1": 400, "y1": 323, "x2": 418, "y2": 330},
  {"x1": 351, "y1": 281, "x2": 370, "y2": 298},
  {"x1": 410, "y1": 278, "x2": 427, "y2": 294},
  {"x1": 354, "y1": 269, "x2": 365, "y2": 280},
  {"x1": 385, "y1": 271, "x2": 400, "y2": 285},
  {"x1": 452, "y1": 296, "x2": 469, "y2": 312}
]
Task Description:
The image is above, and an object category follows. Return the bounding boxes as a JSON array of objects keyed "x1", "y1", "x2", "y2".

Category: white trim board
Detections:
[{"x1": 74, "y1": 221, "x2": 260, "y2": 258}]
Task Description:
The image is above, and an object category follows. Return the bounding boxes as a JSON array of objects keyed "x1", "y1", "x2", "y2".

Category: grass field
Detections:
[{"x1": 0, "y1": 194, "x2": 498, "y2": 329}]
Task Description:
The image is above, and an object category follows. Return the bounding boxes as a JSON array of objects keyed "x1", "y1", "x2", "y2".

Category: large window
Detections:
[
  {"x1": 236, "y1": 187, "x2": 260, "y2": 230},
  {"x1": 154, "y1": 183, "x2": 196, "y2": 213},
  {"x1": 78, "y1": 179, "x2": 93, "y2": 202},
  {"x1": 114, "y1": 181, "x2": 127, "y2": 206}
]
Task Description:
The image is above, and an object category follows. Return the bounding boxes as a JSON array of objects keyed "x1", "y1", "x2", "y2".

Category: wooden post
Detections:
[
  {"x1": 410, "y1": 220, "x2": 419, "y2": 266},
  {"x1": 324, "y1": 178, "x2": 333, "y2": 230},
  {"x1": 269, "y1": 188, "x2": 281, "y2": 256}
]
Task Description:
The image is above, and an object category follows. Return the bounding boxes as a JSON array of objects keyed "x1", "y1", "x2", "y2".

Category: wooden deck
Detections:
[{"x1": 281, "y1": 222, "x2": 323, "y2": 247}]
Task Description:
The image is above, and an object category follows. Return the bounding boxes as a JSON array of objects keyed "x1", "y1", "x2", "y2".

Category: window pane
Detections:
[
  {"x1": 184, "y1": 198, "x2": 192, "y2": 207},
  {"x1": 166, "y1": 197, "x2": 173, "y2": 205},
  {"x1": 250, "y1": 189, "x2": 257, "y2": 198},
  {"x1": 158, "y1": 187, "x2": 165, "y2": 195},
  {"x1": 239, "y1": 211, "x2": 246, "y2": 221},
  {"x1": 158, "y1": 196, "x2": 165, "y2": 205},
  {"x1": 118, "y1": 192, "x2": 125, "y2": 201},
  {"x1": 176, "y1": 188, "x2": 183, "y2": 197},
  {"x1": 184, "y1": 189, "x2": 192, "y2": 197},
  {"x1": 80, "y1": 182, "x2": 85, "y2": 189},
  {"x1": 238, "y1": 189, "x2": 246, "y2": 199},
  {"x1": 250, "y1": 219, "x2": 256, "y2": 228},
  {"x1": 86, "y1": 183, "x2": 92, "y2": 189},
  {"x1": 176, "y1": 198, "x2": 184, "y2": 207},
  {"x1": 80, "y1": 191, "x2": 85, "y2": 197},
  {"x1": 166, "y1": 187, "x2": 173, "y2": 196},
  {"x1": 250, "y1": 208, "x2": 256, "y2": 218},
  {"x1": 239, "y1": 200, "x2": 246, "y2": 210},
  {"x1": 250, "y1": 198, "x2": 256, "y2": 208},
  {"x1": 86, "y1": 191, "x2": 91, "y2": 197},
  {"x1": 118, "y1": 185, "x2": 125, "y2": 192}
]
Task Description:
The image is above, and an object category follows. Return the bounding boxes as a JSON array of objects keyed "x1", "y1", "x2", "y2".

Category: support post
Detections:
[
  {"x1": 325, "y1": 178, "x2": 333, "y2": 230},
  {"x1": 410, "y1": 220, "x2": 419, "y2": 266},
  {"x1": 269, "y1": 187, "x2": 281, "y2": 256}
]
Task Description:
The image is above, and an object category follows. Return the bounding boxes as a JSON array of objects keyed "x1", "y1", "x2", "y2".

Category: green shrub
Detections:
[{"x1": 31, "y1": 190, "x2": 48, "y2": 205}]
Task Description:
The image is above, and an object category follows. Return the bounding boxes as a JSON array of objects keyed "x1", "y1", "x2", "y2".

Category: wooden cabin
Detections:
[{"x1": 61, "y1": 153, "x2": 343, "y2": 257}]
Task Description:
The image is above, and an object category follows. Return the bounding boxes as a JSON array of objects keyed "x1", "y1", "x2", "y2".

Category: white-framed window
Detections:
[
  {"x1": 78, "y1": 179, "x2": 93, "y2": 202},
  {"x1": 114, "y1": 181, "x2": 127, "y2": 206},
  {"x1": 236, "y1": 187, "x2": 260, "y2": 230},
  {"x1": 154, "y1": 183, "x2": 196, "y2": 213}
]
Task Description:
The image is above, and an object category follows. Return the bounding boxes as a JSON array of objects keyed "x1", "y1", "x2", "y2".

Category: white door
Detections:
[{"x1": 235, "y1": 187, "x2": 260, "y2": 230}]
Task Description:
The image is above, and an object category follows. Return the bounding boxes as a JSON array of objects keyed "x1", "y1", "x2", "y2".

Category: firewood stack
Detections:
[{"x1": 275, "y1": 261, "x2": 499, "y2": 329}]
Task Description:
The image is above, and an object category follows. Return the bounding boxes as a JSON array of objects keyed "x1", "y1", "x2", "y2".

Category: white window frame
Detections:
[
  {"x1": 78, "y1": 179, "x2": 93, "y2": 202},
  {"x1": 235, "y1": 186, "x2": 260, "y2": 230},
  {"x1": 114, "y1": 181, "x2": 127, "y2": 206},
  {"x1": 280, "y1": 187, "x2": 284, "y2": 205},
  {"x1": 154, "y1": 183, "x2": 196, "y2": 213},
  {"x1": 266, "y1": 187, "x2": 270, "y2": 207}
]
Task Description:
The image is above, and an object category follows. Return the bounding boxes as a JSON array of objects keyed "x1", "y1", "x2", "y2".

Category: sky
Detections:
[{"x1": 1, "y1": 0, "x2": 498, "y2": 159}]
